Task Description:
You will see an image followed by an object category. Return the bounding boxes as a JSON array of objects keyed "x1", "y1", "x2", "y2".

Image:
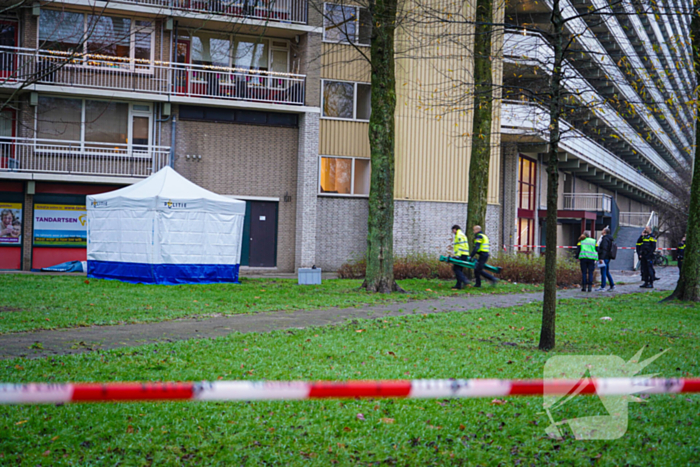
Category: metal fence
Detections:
[
  {"x1": 0, "y1": 137, "x2": 170, "y2": 178},
  {"x1": 113, "y1": 0, "x2": 307, "y2": 24},
  {"x1": 0, "y1": 47, "x2": 306, "y2": 106},
  {"x1": 619, "y1": 211, "x2": 658, "y2": 228},
  {"x1": 562, "y1": 193, "x2": 613, "y2": 212}
]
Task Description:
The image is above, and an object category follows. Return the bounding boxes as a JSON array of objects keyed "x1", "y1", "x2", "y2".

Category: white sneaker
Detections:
[{"x1": 595, "y1": 287, "x2": 606, "y2": 292}]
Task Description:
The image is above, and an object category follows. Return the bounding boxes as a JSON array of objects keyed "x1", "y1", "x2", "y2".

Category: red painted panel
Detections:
[
  {"x1": 0, "y1": 247, "x2": 21, "y2": 270},
  {"x1": 36, "y1": 183, "x2": 121, "y2": 195},
  {"x1": 0, "y1": 182, "x2": 23, "y2": 193},
  {"x1": 32, "y1": 247, "x2": 86, "y2": 270}
]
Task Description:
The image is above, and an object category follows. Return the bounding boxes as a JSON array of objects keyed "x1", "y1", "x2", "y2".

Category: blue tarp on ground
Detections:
[
  {"x1": 41, "y1": 261, "x2": 87, "y2": 273},
  {"x1": 87, "y1": 260, "x2": 240, "y2": 285}
]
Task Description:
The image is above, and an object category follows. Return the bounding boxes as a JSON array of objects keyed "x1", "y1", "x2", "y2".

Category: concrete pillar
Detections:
[
  {"x1": 22, "y1": 190, "x2": 33, "y2": 271},
  {"x1": 295, "y1": 111, "x2": 320, "y2": 269}
]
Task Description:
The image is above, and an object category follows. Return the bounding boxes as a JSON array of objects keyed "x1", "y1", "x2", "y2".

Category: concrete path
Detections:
[{"x1": 0, "y1": 269, "x2": 679, "y2": 360}]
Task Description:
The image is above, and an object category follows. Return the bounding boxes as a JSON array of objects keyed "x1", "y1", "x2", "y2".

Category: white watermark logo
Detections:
[{"x1": 543, "y1": 347, "x2": 668, "y2": 440}]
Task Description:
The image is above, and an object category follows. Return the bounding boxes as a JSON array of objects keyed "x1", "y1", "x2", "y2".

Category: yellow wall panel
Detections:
[
  {"x1": 321, "y1": 43, "x2": 372, "y2": 82},
  {"x1": 319, "y1": 119, "x2": 371, "y2": 158}
]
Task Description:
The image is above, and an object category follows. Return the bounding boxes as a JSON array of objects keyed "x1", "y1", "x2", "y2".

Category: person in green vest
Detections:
[
  {"x1": 451, "y1": 225, "x2": 471, "y2": 290},
  {"x1": 470, "y1": 225, "x2": 498, "y2": 287},
  {"x1": 576, "y1": 230, "x2": 599, "y2": 292}
]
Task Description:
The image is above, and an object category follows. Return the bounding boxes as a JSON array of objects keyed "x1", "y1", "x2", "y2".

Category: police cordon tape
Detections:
[
  {"x1": 509, "y1": 245, "x2": 678, "y2": 250},
  {"x1": 1, "y1": 378, "x2": 700, "y2": 404}
]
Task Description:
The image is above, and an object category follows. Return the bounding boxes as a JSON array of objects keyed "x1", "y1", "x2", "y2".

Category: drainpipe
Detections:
[{"x1": 169, "y1": 114, "x2": 176, "y2": 168}]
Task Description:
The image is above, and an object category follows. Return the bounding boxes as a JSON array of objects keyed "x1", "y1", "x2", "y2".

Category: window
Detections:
[
  {"x1": 319, "y1": 156, "x2": 371, "y2": 196},
  {"x1": 516, "y1": 155, "x2": 537, "y2": 251},
  {"x1": 36, "y1": 96, "x2": 151, "y2": 154},
  {"x1": 518, "y1": 156, "x2": 537, "y2": 211},
  {"x1": 323, "y1": 3, "x2": 371, "y2": 45},
  {"x1": 178, "y1": 33, "x2": 289, "y2": 73},
  {"x1": 39, "y1": 10, "x2": 154, "y2": 71},
  {"x1": 322, "y1": 80, "x2": 371, "y2": 121}
]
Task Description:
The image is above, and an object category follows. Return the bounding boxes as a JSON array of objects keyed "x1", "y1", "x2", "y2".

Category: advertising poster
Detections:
[
  {"x1": 0, "y1": 202, "x2": 22, "y2": 244},
  {"x1": 33, "y1": 204, "x2": 87, "y2": 247}
]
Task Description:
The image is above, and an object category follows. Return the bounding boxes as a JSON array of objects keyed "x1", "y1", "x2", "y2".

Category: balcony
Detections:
[
  {"x1": 563, "y1": 193, "x2": 612, "y2": 213},
  {"x1": 0, "y1": 136, "x2": 170, "y2": 178},
  {"x1": 72, "y1": 0, "x2": 307, "y2": 25},
  {"x1": 0, "y1": 47, "x2": 306, "y2": 107}
]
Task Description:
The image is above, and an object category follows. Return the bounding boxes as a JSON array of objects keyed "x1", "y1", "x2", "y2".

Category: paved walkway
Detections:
[{"x1": 0, "y1": 270, "x2": 679, "y2": 360}]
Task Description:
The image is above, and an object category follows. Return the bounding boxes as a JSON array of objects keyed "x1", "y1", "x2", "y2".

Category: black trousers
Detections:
[
  {"x1": 580, "y1": 259, "x2": 595, "y2": 286},
  {"x1": 474, "y1": 253, "x2": 496, "y2": 286},
  {"x1": 453, "y1": 255, "x2": 470, "y2": 286},
  {"x1": 640, "y1": 256, "x2": 655, "y2": 282}
]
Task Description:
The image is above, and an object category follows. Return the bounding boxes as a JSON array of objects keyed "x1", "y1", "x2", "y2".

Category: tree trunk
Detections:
[
  {"x1": 465, "y1": 0, "x2": 494, "y2": 234},
  {"x1": 665, "y1": 6, "x2": 700, "y2": 301},
  {"x1": 539, "y1": 0, "x2": 565, "y2": 351},
  {"x1": 364, "y1": 0, "x2": 403, "y2": 293}
]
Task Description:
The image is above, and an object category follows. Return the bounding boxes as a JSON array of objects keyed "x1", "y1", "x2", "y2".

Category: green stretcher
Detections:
[{"x1": 439, "y1": 255, "x2": 503, "y2": 274}]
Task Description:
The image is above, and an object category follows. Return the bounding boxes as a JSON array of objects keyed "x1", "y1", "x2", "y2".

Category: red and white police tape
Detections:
[{"x1": 1, "y1": 378, "x2": 700, "y2": 404}]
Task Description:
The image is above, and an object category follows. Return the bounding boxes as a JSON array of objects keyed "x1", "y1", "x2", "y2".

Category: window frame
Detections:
[
  {"x1": 38, "y1": 10, "x2": 155, "y2": 74},
  {"x1": 321, "y1": 79, "x2": 371, "y2": 122},
  {"x1": 318, "y1": 155, "x2": 371, "y2": 198},
  {"x1": 322, "y1": 2, "x2": 371, "y2": 46},
  {"x1": 34, "y1": 96, "x2": 153, "y2": 157}
]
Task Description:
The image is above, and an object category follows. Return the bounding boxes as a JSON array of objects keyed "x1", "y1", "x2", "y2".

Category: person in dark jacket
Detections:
[
  {"x1": 638, "y1": 226, "x2": 657, "y2": 288},
  {"x1": 576, "y1": 231, "x2": 598, "y2": 292},
  {"x1": 595, "y1": 228, "x2": 616, "y2": 291}
]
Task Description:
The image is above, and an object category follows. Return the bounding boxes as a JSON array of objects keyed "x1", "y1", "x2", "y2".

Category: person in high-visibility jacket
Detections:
[
  {"x1": 470, "y1": 225, "x2": 498, "y2": 287},
  {"x1": 576, "y1": 230, "x2": 599, "y2": 292},
  {"x1": 677, "y1": 234, "x2": 686, "y2": 277},
  {"x1": 451, "y1": 225, "x2": 471, "y2": 289}
]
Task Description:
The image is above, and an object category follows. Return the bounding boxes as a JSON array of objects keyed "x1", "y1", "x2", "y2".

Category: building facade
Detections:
[{"x1": 0, "y1": 0, "x2": 692, "y2": 272}]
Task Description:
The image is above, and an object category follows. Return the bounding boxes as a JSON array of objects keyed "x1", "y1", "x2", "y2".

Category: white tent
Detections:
[{"x1": 86, "y1": 166, "x2": 245, "y2": 285}]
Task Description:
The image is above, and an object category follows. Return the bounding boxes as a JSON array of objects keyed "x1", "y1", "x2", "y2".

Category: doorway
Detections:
[
  {"x1": 241, "y1": 201, "x2": 278, "y2": 267},
  {"x1": 175, "y1": 39, "x2": 190, "y2": 94}
]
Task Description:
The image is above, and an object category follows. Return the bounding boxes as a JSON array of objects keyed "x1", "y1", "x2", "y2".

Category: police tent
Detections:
[{"x1": 86, "y1": 166, "x2": 245, "y2": 285}]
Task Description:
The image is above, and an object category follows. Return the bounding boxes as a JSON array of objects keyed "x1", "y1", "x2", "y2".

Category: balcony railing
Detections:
[
  {"x1": 619, "y1": 212, "x2": 658, "y2": 228},
  {"x1": 0, "y1": 136, "x2": 170, "y2": 178},
  {"x1": 97, "y1": 0, "x2": 306, "y2": 24},
  {"x1": 563, "y1": 193, "x2": 613, "y2": 212},
  {"x1": 0, "y1": 47, "x2": 306, "y2": 106}
]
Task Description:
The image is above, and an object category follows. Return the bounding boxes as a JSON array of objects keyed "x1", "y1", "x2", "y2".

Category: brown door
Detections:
[{"x1": 248, "y1": 201, "x2": 277, "y2": 267}]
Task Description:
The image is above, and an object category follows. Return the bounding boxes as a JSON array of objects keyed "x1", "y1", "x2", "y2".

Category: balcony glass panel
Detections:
[
  {"x1": 36, "y1": 97, "x2": 82, "y2": 142},
  {"x1": 232, "y1": 39, "x2": 269, "y2": 70},
  {"x1": 85, "y1": 101, "x2": 129, "y2": 145},
  {"x1": 39, "y1": 10, "x2": 84, "y2": 52},
  {"x1": 86, "y1": 16, "x2": 131, "y2": 61},
  {"x1": 192, "y1": 33, "x2": 230, "y2": 67}
]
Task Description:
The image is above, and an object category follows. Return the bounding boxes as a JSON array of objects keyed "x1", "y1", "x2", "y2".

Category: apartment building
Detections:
[
  {"x1": 0, "y1": 0, "x2": 321, "y2": 271},
  {"x1": 501, "y1": 0, "x2": 693, "y2": 267},
  {"x1": 0, "y1": 0, "x2": 693, "y2": 272}
]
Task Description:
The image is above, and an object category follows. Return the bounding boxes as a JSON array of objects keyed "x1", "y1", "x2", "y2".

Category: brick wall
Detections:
[
  {"x1": 316, "y1": 196, "x2": 368, "y2": 271},
  {"x1": 316, "y1": 197, "x2": 502, "y2": 272},
  {"x1": 173, "y1": 113, "x2": 300, "y2": 272},
  {"x1": 296, "y1": 32, "x2": 322, "y2": 108}
]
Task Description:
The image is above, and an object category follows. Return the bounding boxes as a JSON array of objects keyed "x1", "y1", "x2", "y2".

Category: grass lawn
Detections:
[
  {"x1": 1, "y1": 292, "x2": 699, "y2": 465},
  {"x1": 0, "y1": 275, "x2": 540, "y2": 334}
]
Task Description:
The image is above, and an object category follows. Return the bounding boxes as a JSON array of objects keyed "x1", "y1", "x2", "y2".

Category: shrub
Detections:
[
  {"x1": 337, "y1": 253, "x2": 582, "y2": 285},
  {"x1": 490, "y1": 254, "x2": 582, "y2": 286}
]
